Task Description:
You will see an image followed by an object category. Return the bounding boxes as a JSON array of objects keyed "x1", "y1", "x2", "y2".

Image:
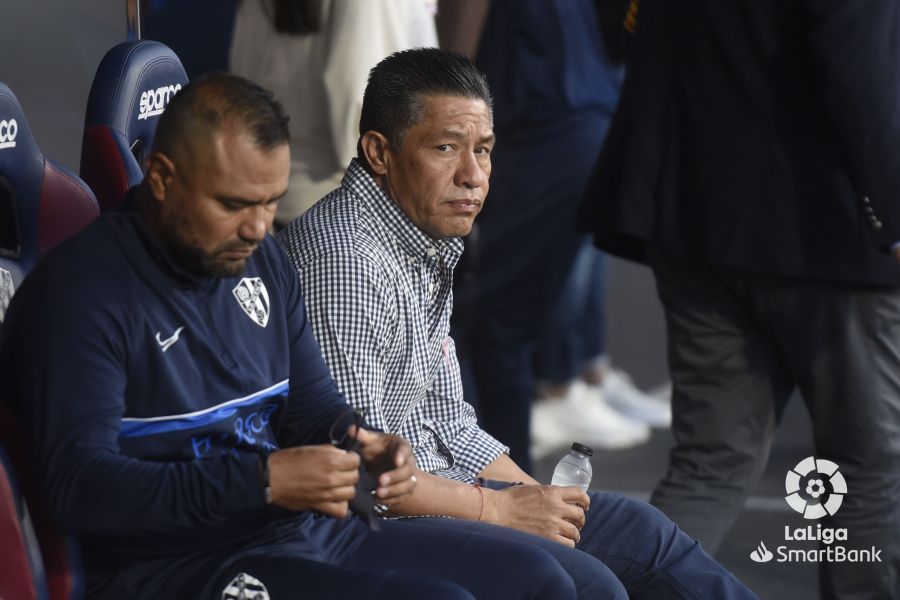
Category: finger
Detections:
[
  {"x1": 376, "y1": 474, "x2": 416, "y2": 503},
  {"x1": 557, "y1": 519, "x2": 581, "y2": 544},
  {"x1": 560, "y1": 504, "x2": 586, "y2": 529},
  {"x1": 314, "y1": 500, "x2": 350, "y2": 519},
  {"x1": 558, "y1": 487, "x2": 590, "y2": 511},
  {"x1": 326, "y1": 468, "x2": 361, "y2": 488},
  {"x1": 326, "y1": 485, "x2": 358, "y2": 502},
  {"x1": 355, "y1": 427, "x2": 381, "y2": 447},
  {"x1": 327, "y1": 447, "x2": 361, "y2": 470},
  {"x1": 378, "y1": 462, "x2": 414, "y2": 488},
  {"x1": 389, "y1": 438, "x2": 412, "y2": 467},
  {"x1": 552, "y1": 533, "x2": 577, "y2": 548}
]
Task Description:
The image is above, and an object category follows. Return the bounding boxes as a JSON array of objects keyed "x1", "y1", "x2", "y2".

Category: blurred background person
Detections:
[
  {"x1": 532, "y1": 241, "x2": 671, "y2": 459},
  {"x1": 230, "y1": 0, "x2": 438, "y2": 228},
  {"x1": 441, "y1": 0, "x2": 657, "y2": 472}
]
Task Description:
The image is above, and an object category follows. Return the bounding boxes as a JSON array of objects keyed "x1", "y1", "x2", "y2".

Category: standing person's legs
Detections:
[
  {"x1": 647, "y1": 247, "x2": 794, "y2": 552},
  {"x1": 536, "y1": 238, "x2": 602, "y2": 385},
  {"x1": 766, "y1": 283, "x2": 900, "y2": 599}
]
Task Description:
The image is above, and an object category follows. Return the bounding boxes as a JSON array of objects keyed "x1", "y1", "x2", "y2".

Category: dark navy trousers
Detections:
[
  {"x1": 419, "y1": 483, "x2": 758, "y2": 599},
  {"x1": 204, "y1": 514, "x2": 578, "y2": 599},
  {"x1": 203, "y1": 488, "x2": 756, "y2": 599}
]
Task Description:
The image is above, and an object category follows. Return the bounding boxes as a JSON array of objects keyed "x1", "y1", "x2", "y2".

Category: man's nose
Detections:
[
  {"x1": 239, "y1": 205, "x2": 271, "y2": 242},
  {"x1": 456, "y1": 151, "x2": 487, "y2": 189}
]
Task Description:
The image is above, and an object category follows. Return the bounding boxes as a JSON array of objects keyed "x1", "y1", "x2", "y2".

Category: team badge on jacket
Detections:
[
  {"x1": 221, "y1": 572, "x2": 269, "y2": 600},
  {"x1": 0, "y1": 267, "x2": 13, "y2": 323},
  {"x1": 232, "y1": 277, "x2": 270, "y2": 327}
]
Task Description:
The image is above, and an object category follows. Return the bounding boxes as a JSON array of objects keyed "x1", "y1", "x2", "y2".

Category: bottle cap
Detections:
[{"x1": 570, "y1": 442, "x2": 593, "y2": 457}]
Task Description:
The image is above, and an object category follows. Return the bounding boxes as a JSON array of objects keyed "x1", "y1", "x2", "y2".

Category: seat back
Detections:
[
  {"x1": 0, "y1": 444, "x2": 44, "y2": 600},
  {"x1": 0, "y1": 82, "x2": 99, "y2": 322},
  {"x1": 0, "y1": 405, "x2": 82, "y2": 600},
  {"x1": 0, "y1": 81, "x2": 95, "y2": 599},
  {"x1": 80, "y1": 40, "x2": 188, "y2": 211}
]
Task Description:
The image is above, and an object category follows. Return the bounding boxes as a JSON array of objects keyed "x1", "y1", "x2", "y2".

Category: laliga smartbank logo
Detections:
[
  {"x1": 749, "y1": 456, "x2": 882, "y2": 564},
  {"x1": 138, "y1": 83, "x2": 181, "y2": 120},
  {"x1": 785, "y1": 456, "x2": 845, "y2": 518},
  {"x1": 0, "y1": 118, "x2": 18, "y2": 150}
]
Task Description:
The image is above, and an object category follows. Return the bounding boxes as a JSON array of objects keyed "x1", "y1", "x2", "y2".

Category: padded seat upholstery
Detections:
[
  {"x1": 0, "y1": 81, "x2": 99, "y2": 322},
  {"x1": 80, "y1": 40, "x2": 188, "y2": 211}
]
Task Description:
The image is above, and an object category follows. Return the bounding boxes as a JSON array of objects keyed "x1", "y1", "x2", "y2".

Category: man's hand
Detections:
[
  {"x1": 267, "y1": 445, "x2": 359, "y2": 517},
  {"x1": 355, "y1": 428, "x2": 417, "y2": 505},
  {"x1": 482, "y1": 484, "x2": 590, "y2": 547}
]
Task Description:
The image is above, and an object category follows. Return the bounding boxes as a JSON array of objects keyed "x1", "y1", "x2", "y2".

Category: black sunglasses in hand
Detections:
[{"x1": 329, "y1": 408, "x2": 381, "y2": 532}]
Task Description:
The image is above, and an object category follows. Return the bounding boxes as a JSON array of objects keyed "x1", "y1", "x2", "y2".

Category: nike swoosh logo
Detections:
[{"x1": 155, "y1": 326, "x2": 185, "y2": 352}]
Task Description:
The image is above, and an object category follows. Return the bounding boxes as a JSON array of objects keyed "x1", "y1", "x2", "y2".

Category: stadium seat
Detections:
[
  {"x1": 0, "y1": 81, "x2": 99, "y2": 321},
  {"x1": 80, "y1": 40, "x2": 188, "y2": 211},
  {"x1": 0, "y1": 444, "x2": 44, "y2": 600},
  {"x1": 0, "y1": 405, "x2": 81, "y2": 600},
  {"x1": 0, "y1": 80, "x2": 97, "y2": 599}
]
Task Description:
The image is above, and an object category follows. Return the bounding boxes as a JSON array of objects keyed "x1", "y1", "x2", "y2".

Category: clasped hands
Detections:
[{"x1": 267, "y1": 428, "x2": 416, "y2": 518}]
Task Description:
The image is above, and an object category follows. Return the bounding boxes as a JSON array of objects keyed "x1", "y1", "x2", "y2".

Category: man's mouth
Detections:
[
  {"x1": 447, "y1": 199, "x2": 481, "y2": 213},
  {"x1": 221, "y1": 245, "x2": 257, "y2": 260}
]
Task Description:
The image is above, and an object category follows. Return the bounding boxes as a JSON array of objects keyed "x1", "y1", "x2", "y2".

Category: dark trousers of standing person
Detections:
[
  {"x1": 455, "y1": 110, "x2": 611, "y2": 472},
  {"x1": 648, "y1": 246, "x2": 900, "y2": 599},
  {"x1": 536, "y1": 240, "x2": 607, "y2": 384}
]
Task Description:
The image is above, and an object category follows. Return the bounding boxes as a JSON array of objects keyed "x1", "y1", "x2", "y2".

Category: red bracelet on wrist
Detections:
[{"x1": 473, "y1": 482, "x2": 485, "y2": 522}]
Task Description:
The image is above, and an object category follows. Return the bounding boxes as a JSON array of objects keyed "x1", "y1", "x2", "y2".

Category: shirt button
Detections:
[
  {"x1": 426, "y1": 247, "x2": 437, "y2": 257},
  {"x1": 863, "y1": 196, "x2": 871, "y2": 204},
  {"x1": 874, "y1": 221, "x2": 883, "y2": 231}
]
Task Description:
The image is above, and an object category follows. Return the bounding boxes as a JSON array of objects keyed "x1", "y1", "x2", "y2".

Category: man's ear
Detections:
[
  {"x1": 144, "y1": 151, "x2": 177, "y2": 202},
  {"x1": 360, "y1": 131, "x2": 391, "y2": 176}
]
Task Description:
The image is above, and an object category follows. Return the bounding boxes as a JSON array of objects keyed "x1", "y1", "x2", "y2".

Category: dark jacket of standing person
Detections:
[{"x1": 581, "y1": 0, "x2": 900, "y2": 286}]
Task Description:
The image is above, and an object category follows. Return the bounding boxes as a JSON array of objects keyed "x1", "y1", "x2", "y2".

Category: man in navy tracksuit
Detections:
[{"x1": 0, "y1": 73, "x2": 579, "y2": 599}]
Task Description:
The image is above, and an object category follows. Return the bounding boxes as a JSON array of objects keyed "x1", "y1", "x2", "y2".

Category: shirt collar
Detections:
[{"x1": 342, "y1": 159, "x2": 465, "y2": 262}]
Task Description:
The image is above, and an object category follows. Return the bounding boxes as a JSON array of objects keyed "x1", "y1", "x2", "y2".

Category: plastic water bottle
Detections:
[{"x1": 550, "y1": 443, "x2": 593, "y2": 491}]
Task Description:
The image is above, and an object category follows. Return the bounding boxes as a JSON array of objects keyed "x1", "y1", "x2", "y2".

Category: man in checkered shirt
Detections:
[{"x1": 279, "y1": 48, "x2": 755, "y2": 599}]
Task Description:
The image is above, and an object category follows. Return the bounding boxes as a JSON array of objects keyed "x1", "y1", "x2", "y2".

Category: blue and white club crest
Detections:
[
  {"x1": 0, "y1": 267, "x2": 14, "y2": 323},
  {"x1": 232, "y1": 277, "x2": 270, "y2": 327},
  {"x1": 221, "y1": 572, "x2": 269, "y2": 600}
]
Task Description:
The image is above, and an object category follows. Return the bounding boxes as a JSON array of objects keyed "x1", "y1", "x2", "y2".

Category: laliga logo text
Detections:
[
  {"x1": 138, "y1": 83, "x2": 182, "y2": 121},
  {"x1": 750, "y1": 456, "x2": 882, "y2": 564},
  {"x1": 0, "y1": 118, "x2": 18, "y2": 150}
]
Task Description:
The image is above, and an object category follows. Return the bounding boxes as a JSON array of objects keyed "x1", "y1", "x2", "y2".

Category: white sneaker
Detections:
[
  {"x1": 530, "y1": 381, "x2": 651, "y2": 459},
  {"x1": 601, "y1": 369, "x2": 672, "y2": 429}
]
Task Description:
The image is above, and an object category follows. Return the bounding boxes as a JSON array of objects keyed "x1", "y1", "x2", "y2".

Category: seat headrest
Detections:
[
  {"x1": 0, "y1": 82, "x2": 99, "y2": 322},
  {"x1": 0, "y1": 82, "x2": 47, "y2": 289},
  {"x1": 84, "y1": 40, "x2": 188, "y2": 157},
  {"x1": 81, "y1": 40, "x2": 188, "y2": 211}
]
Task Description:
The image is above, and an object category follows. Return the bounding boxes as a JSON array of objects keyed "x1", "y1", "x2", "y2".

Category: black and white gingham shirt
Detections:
[{"x1": 278, "y1": 159, "x2": 508, "y2": 482}]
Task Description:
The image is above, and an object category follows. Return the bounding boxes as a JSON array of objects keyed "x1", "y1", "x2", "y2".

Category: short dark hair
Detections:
[
  {"x1": 359, "y1": 48, "x2": 493, "y2": 153},
  {"x1": 153, "y1": 72, "x2": 290, "y2": 159}
]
